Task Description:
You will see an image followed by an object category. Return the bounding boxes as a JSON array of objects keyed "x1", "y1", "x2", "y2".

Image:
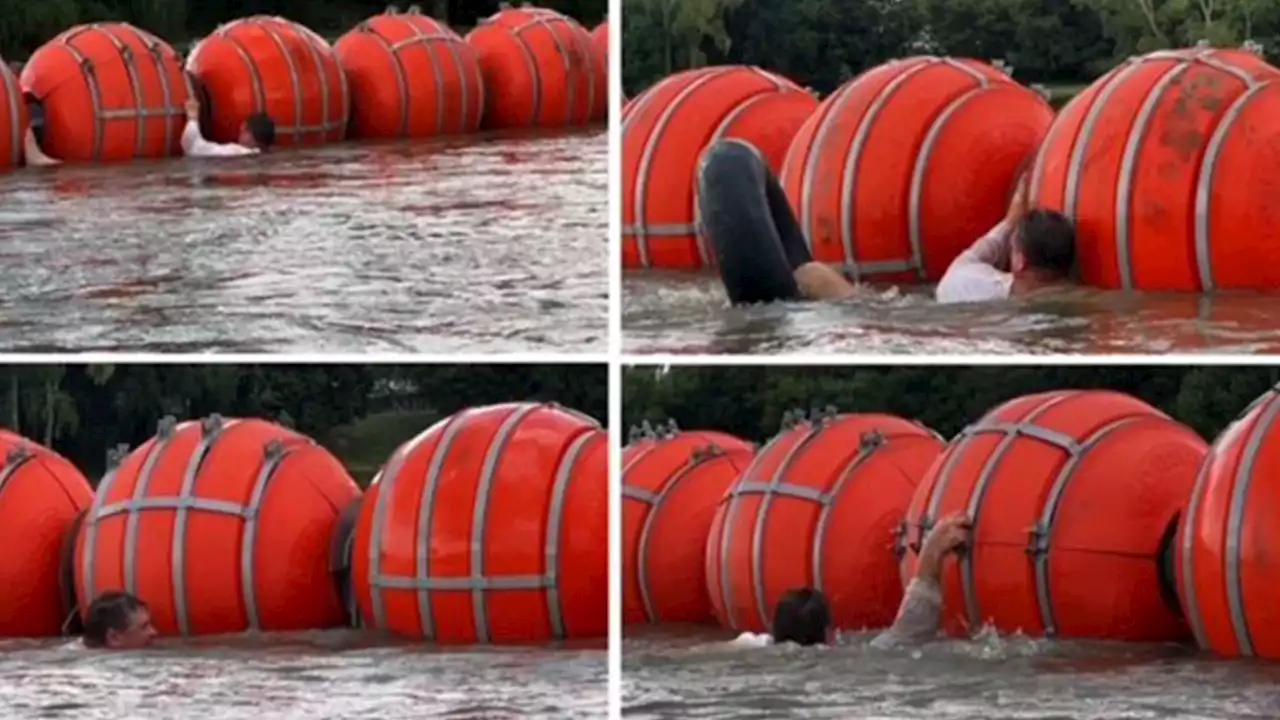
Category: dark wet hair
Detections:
[
  {"x1": 245, "y1": 113, "x2": 276, "y2": 149},
  {"x1": 772, "y1": 588, "x2": 831, "y2": 646},
  {"x1": 83, "y1": 591, "x2": 147, "y2": 648},
  {"x1": 1015, "y1": 209, "x2": 1076, "y2": 277}
]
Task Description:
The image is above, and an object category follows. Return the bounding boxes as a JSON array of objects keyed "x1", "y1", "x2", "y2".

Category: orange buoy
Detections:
[
  {"x1": 1029, "y1": 47, "x2": 1280, "y2": 291},
  {"x1": 0, "y1": 58, "x2": 26, "y2": 170},
  {"x1": 623, "y1": 65, "x2": 819, "y2": 270},
  {"x1": 0, "y1": 431, "x2": 93, "y2": 637},
  {"x1": 465, "y1": 7, "x2": 605, "y2": 129},
  {"x1": 187, "y1": 15, "x2": 349, "y2": 147},
  {"x1": 350, "y1": 402, "x2": 608, "y2": 644},
  {"x1": 335, "y1": 11, "x2": 484, "y2": 139},
  {"x1": 1178, "y1": 384, "x2": 1280, "y2": 659},
  {"x1": 622, "y1": 425, "x2": 755, "y2": 625},
  {"x1": 20, "y1": 23, "x2": 190, "y2": 163},
  {"x1": 591, "y1": 22, "x2": 608, "y2": 66},
  {"x1": 705, "y1": 411, "x2": 944, "y2": 633},
  {"x1": 74, "y1": 415, "x2": 362, "y2": 636},
  {"x1": 901, "y1": 390, "x2": 1205, "y2": 641},
  {"x1": 780, "y1": 56, "x2": 1053, "y2": 283}
]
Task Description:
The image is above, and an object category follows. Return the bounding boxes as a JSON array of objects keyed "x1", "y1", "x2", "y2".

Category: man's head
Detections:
[
  {"x1": 772, "y1": 587, "x2": 832, "y2": 646},
  {"x1": 83, "y1": 591, "x2": 156, "y2": 650},
  {"x1": 238, "y1": 113, "x2": 276, "y2": 150},
  {"x1": 1010, "y1": 209, "x2": 1076, "y2": 280}
]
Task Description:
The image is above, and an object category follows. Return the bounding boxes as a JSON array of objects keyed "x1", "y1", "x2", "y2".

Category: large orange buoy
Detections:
[
  {"x1": 623, "y1": 65, "x2": 819, "y2": 270},
  {"x1": 780, "y1": 56, "x2": 1053, "y2": 283},
  {"x1": 334, "y1": 11, "x2": 484, "y2": 139},
  {"x1": 1179, "y1": 384, "x2": 1280, "y2": 659},
  {"x1": 901, "y1": 390, "x2": 1205, "y2": 641},
  {"x1": 74, "y1": 415, "x2": 362, "y2": 636},
  {"x1": 1029, "y1": 47, "x2": 1280, "y2": 291},
  {"x1": 0, "y1": 58, "x2": 26, "y2": 170},
  {"x1": 187, "y1": 15, "x2": 349, "y2": 147},
  {"x1": 20, "y1": 23, "x2": 190, "y2": 163},
  {"x1": 705, "y1": 410, "x2": 944, "y2": 633},
  {"x1": 591, "y1": 22, "x2": 608, "y2": 67},
  {"x1": 465, "y1": 7, "x2": 605, "y2": 129},
  {"x1": 622, "y1": 424, "x2": 754, "y2": 625},
  {"x1": 350, "y1": 402, "x2": 608, "y2": 644},
  {"x1": 0, "y1": 431, "x2": 93, "y2": 637}
]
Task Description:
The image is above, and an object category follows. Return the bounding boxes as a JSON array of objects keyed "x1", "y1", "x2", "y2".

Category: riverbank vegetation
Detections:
[
  {"x1": 622, "y1": 0, "x2": 1280, "y2": 97},
  {"x1": 623, "y1": 365, "x2": 1277, "y2": 446},
  {"x1": 1, "y1": 364, "x2": 606, "y2": 483},
  {"x1": 1, "y1": 0, "x2": 607, "y2": 60}
]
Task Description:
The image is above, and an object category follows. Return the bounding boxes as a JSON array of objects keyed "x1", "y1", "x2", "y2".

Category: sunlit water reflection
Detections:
[
  {"x1": 0, "y1": 632, "x2": 606, "y2": 719},
  {"x1": 0, "y1": 129, "x2": 607, "y2": 353}
]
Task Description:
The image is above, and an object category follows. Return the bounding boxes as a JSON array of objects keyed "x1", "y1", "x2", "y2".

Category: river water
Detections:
[
  {"x1": 623, "y1": 274, "x2": 1280, "y2": 355},
  {"x1": 623, "y1": 627, "x2": 1280, "y2": 719},
  {"x1": 0, "y1": 129, "x2": 607, "y2": 354},
  {"x1": 0, "y1": 632, "x2": 606, "y2": 719}
]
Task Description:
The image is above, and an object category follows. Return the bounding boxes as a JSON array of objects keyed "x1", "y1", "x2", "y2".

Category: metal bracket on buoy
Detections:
[
  {"x1": 5, "y1": 445, "x2": 32, "y2": 468},
  {"x1": 859, "y1": 429, "x2": 886, "y2": 453},
  {"x1": 156, "y1": 415, "x2": 178, "y2": 439},
  {"x1": 1025, "y1": 525, "x2": 1050, "y2": 555},
  {"x1": 627, "y1": 418, "x2": 680, "y2": 444},
  {"x1": 263, "y1": 438, "x2": 287, "y2": 461},
  {"x1": 1242, "y1": 39, "x2": 1265, "y2": 57},
  {"x1": 688, "y1": 444, "x2": 726, "y2": 464},
  {"x1": 892, "y1": 521, "x2": 910, "y2": 559},
  {"x1": 105, "y1": 443, "x2": 130, "y2": 469},
  {"x1": 202, "y1": 413, "x2": 225, "y2": 435}
]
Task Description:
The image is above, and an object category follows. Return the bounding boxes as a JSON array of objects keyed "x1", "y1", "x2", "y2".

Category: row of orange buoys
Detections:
[
  {"x1": 0, "y1": 401, "x2": 607, "y2": 645},
  {"x1": 623, "y1": 46, "x2": 1280, "y2": 292},
  {"x1": 624, "y1": 383, "x2": 1280, "y2": 660},
  {"x1": 0, "y1": 6, "x2": 609, "y2": 168}
]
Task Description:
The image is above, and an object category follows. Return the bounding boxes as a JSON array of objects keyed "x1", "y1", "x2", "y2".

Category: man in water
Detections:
[
  {"x1": 82, "y1": 591, "x2": 158, "y2": 650},
  {"x1": 791, "y1": 176, "x2": 1076, "y2": 304},
  {"x1": 699, "y1": 140, "x2": 1076, "y2": 304},
  {"x1": 749, "y1": 513, "x2": 971, "y2": 648},
  {"x1": 7, "y1": 62, "x2": 60, "y2": 168},
  {"x1": 182, "y1": 96, "x2": 276, "y2": 157}
]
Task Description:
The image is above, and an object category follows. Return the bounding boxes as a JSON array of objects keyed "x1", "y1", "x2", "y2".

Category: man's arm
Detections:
[
  {"x1": 870, "y1": 514, "x2": 970, "y2": 649},
  {"x1": 795, "y1": 262, "x2": 857, "y2": 301}
]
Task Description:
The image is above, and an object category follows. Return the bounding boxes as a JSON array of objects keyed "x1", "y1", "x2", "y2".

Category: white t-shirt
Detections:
[
  {"x1": 181, "y1": 118, "x2": 259, "y2": 158},
  {"x1": 935, "y1": 221, "x2": 1015, "y2": 304}
]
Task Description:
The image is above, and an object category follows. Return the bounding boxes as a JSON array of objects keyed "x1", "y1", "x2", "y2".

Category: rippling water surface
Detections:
[
  {"x1": 623, "y1": 627, "x2": 1280, "y2": 719},
  {"x1": 0, "y1": 632, "x2": 606, "y2": 719},
  {"x1": 0, "y1": 129, "x2": 607, "y2": 353},
  {"x1": 624, "y1": 274, "x2": 1280, "y2": 355}
]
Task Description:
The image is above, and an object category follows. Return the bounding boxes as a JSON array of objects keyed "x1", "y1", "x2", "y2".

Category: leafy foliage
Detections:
[
  {"x1": 622, "y1": 365, "x2": 1280, "y2": 446},
  {"x1": 4, "y1": 364, "x2": 606, "y2": 482},
  {"x1": 622, "y1": 0, "x2": 1280, "y2": 96}
]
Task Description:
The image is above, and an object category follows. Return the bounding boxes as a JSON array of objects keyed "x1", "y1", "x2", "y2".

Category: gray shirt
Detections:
[
  {"x1": 868, "y1": 577, "x2": 944, "y2": 649},
  {"x1": 935, "y1": 221, "x2": 1015, "y2": 304}
]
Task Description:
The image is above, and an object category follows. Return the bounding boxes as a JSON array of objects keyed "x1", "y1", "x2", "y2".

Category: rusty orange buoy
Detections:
[
  {"x1": 187, "y1": 15, "x2": 349, "y2": 147},
  {"x1": 335, "y1": 11, "x2": 484, "y2": 139},
  {"x1": 706, "y1": 411, "x2": 944, "y2": 633},
  {"x1": 21, "y1": 23, "x2": 190, "y2": 163},
  {"x1": 1029, "y1": 47, "x2": 1280, "y2": 291},
  {"x1": 350, "y1": 402, "x2": 608, "y2": 644},
  {"x1": 901, "y1": 390, "x2": 1205, "y2": 641},
  {"x1": 781, "y1": 56, "x2": 1053, "y2": 283},
  {"x1": 0, "y1": 58, "x2": 26, "y2": 170},
  {"x1": 465, "y1": 7, "x2": 605, "y2": 129},
  {"x1": 623, "y1": 65, "x2": 818, "y2": 270},
  {"x1": 74, "y1": 415, "x2": 362, "y2": 636},
  {"x1": 0, "y1": 431, "x2": 93, "y2": 637},
  {"x1": 1178, "y1": 384, "x2": 1280, "y2": 659},
  {"x1": 623, "y1": 427, "x2": 754, "y2": 625}
]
